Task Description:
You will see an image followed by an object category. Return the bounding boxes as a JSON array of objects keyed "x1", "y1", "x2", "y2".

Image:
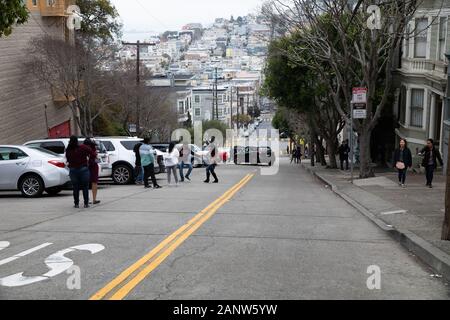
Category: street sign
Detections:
[
  {"x1": 353, "y1": 103, "x2": 367, "y2": 119},
  {"x1": 128, "y1": 124, "x2": 137, "y2": 133},
  {"x1": 352, "y1": 87, "x2": 367, "y2": 104}
]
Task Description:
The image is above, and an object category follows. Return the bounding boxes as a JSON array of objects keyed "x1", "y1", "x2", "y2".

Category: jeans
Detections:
[
  {"x1": 135, "y1": 166, "x2": 144, "y2": 183},
  {"x1": 206, "y1": 164, "x2": 218, "y2": 182},
  {"x1": 179, "y1": 161, "x2": 193, "y2": 181},
  {"x1": 166, "y1": 165, "x2": 179, "y2": 184},
  {"x1": 70, "y1": 166, "x2": 90, "y2": 206},
  {"x1": 398, "y1": 168, "x2": 407, "y2": 184},
  {"x1": 143, "y1": 163, "x2": 158, "y2": 187},
  {"x1": 426, "y1": 165, "x2": 435, "y2": 185}
]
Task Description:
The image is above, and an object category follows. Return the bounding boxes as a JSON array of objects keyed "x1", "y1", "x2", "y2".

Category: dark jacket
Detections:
[
  {"x1": 66, "y1": 145, "x2": 96, "y2": 169},
  {"x1": 133, "y1": 143, "x2": 143, "y2": 167},
  {"x1": 338, "y1": 144, "x2": 350, "y2": 160},
  {"x1": 393, "y1": 147, "x2": 412, "y2": 168},
  {"x1": 421, "y1": 147, "x2": 443, "y2": 169}
]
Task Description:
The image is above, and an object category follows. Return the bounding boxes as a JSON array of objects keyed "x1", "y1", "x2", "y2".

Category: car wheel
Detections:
[
  {"x1": 113, "y1": 165, "x2": 133, "y2": 185},
  {"x1": 45, "y1": 187, "x2": 63, "y2": 196},
  {"x1": 19, "y1": 174, "x2": 44, "y2": 198}
]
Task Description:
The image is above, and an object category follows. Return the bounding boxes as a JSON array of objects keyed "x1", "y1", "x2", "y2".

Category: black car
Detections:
[{"x1": 233, "y1": 146, "x2": 274, "y2": 166}]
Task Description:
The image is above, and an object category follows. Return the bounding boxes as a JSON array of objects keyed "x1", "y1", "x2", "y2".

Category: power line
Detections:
[{"x1": 133, "y1": 0, "x2": 170, "y2": 31}]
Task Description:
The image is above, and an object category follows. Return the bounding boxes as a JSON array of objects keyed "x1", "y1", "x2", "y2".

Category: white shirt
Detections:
[{"x1": 164, "y1": 148, "x2": 179, "y2": 167}]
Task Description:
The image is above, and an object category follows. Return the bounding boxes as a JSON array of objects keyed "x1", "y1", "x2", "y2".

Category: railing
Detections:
[{"x1": 401, "y1": 58, "x2": 448, "y2": 78}]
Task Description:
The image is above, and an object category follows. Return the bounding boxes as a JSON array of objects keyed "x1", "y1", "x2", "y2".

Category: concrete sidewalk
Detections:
[{"x1": 300, "y1": 160, "x2": 450, "y2": 281}]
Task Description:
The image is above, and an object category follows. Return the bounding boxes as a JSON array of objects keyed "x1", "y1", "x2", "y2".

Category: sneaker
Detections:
[
  {"x1": 402, "y1": 184, "x2": 406, "y2": 188},
  {"x1": 154, "y1": 185, "x2": 162, "y2": 189},
  {"x1": 204, "y1": 180, "x2": 210, "y2": 183},
  {"x1": 429, "y1": 184, "x2": 433, "y2": 189},
  {"x1": 185, "y1": 176, "x2": 191, "y2": 181},
  {"x1": 213, "y1": 180, "x2": 219, "y2": 184},
  {"x1": 74, "y1": 204, "x2": 80, "y2": 209},
  {"x1": 84, "y1": 204, "x2": 90, "y2": 209}
]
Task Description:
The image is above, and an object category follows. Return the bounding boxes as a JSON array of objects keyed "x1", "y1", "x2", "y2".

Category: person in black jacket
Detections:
[
  {"x1": 133, "y1": 142, "x2": 144, "y2": 185},
  {"x1": 338, "y1": 140, "x2": 351, "y2": 171},
  {"x1": 393, "y1": 139, "x2": 412, "y2": 188},
  {"x1": 421, "y1": 139, "x2": 443, "y2": 188}
]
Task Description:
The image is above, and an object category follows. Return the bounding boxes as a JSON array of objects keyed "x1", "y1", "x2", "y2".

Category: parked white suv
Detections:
[
  {"x1": 95, "y1": 137, "x2": 166, "y2": 185},
  {"x1": 24, "y1": 138, "x2": 112, "y2": 178}
]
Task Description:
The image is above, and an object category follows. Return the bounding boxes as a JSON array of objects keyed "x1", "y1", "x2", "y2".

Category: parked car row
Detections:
[{"x1": 0, "y1": 136, "x2": 275, "y2": 198}]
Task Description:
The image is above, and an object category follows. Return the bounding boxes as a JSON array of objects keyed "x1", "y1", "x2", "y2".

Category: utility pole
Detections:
[
  {"x1": 122, "y1": 40, "x2": 156, "y2": 136},
  {"x1": 215, "y1": 67, "x2": 219, "y2": 120},
  {"x1": 236, "y1": 86, "x2": 240, "y2": 130},
  {"x1": 442, "y1": 53, "x2": 450, "y2": 240},
  {"x1": 230, "y1": 85, "x2": 233, "y2": 129}
]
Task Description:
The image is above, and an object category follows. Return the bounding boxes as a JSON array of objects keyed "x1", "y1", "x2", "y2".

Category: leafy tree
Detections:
[
  {"x1": 0, "y1": 0, "x2": 28, "y2": 37},
  {"x1": 76, "y1": 0, "x2": 122, "y2": 42}
]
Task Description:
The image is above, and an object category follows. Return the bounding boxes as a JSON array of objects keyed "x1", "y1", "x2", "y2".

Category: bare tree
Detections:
[
  {"x1": 269, "y1": 0, "x2": 437, "y2": 178},
  {"x1": 26, "y1": 35, "x2": 116, "y2": 136}
]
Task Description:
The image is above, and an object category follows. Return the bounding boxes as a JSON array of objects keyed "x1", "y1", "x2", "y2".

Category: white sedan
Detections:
[{"x1": 0, "y1": 145, "x2": 70, "y2": 198}]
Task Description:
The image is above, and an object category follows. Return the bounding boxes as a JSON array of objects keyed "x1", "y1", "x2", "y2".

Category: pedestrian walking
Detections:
[
  {"x1": 178, "y1": 142, "x2": 193, "y2": 182},
  {"x1": 421, "y1": 139, "x2": 444, "y2": 188},
  {"x1": 65, "y1": 136, "x2": 96, "y2": 209},
  {"x1": 393, "y1": 139, "x2": 412, "y2": 188},
  {"x1": 140, "y1": 138, "x2": 162, "y2": 189},
  {"x1": 295, "y1": 146, "x2": 302, "y2": 164},
  {"x1": 338, "y1": 140, "x2": 351, "y2": 171},
  {"x1": 204, "y1": 136, "x2": 219, "y2": 184},
  {"x1": 304, "y1": 146, "x2": 309, "y2": 159},
  {"x1": 286, "y1": 146, "x2": 290, "y2": 155},
  {"x1": 165, "y1": 142, "x2": 180, "y2": 186},
  {"x1": 290, "y1": 146, "x2": 297, "y2": 164},
  {"x1": 83, "y1": 138, "x2": 101, "y2": 204},
  {"x1": 133, "y1": 141, "x2": 144, "y2": 185}
]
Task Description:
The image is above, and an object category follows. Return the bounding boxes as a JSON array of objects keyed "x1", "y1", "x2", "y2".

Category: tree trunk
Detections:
[
  {"x1": 442, "y1": 135, "x2": 450, "y2": 240},
  {"x1": 358, "y1": 129, "x2": 374, "y2": 179},
  {"x1": 314, "y1": 135, "x2": 326, "y2": 166},
  {"x1": 327, "y1": 137, "x2": 338, "y2": 169}
]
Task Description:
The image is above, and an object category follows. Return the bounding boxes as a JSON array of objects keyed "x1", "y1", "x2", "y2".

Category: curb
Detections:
[{"x1": 301, "y1": 163, "x2": 450, "y2": 282}]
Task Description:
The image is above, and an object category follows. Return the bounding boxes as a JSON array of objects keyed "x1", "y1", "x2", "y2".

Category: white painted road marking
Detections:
[
  {"x1": 380, "y1": 210, "x2": 407, "y2": 216},
  {"x1": 0, "y1": 243, "x2": 105, "y2": 287},
  {"x1": 0, "y1": 242, "x2": 10, "y2": 252},
  {"x1": 0, "y1": 243, "x2": 53, "y2": 266}
]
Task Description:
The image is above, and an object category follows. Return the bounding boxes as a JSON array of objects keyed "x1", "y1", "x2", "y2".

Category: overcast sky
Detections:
[{"x1": 111, "y1": 0, "x2": 264, "y2": 34}]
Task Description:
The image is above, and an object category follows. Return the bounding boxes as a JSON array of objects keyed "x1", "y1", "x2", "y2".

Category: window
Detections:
[
  {"x1": 410, "y1": 89, "x2": 424, "y2": 127},
  {"x1": 195, "y1": 108, "x2": 201, "y2": 116},
  {"x1": 41, "y1": 141, "x2": 66, "y2": 155},
  {"x1": 194, "y1": 95, "x2": 200, "y2": 103},
  {"x1": 178, "y1": 101, "x2": 185, "y2": 114},
  {"x1": 0, "y1": 148, "x2": 28, "y2": 161},
  {"x1": 101, "y1": 141, "x2": 116, "y2": 152},
  {"x1": 438, "y1": 17, "x2": 447, "y2": 61},
  {"x1": 120, "y1": 140, "x2": 143, "y2": 151},
  {"x1": 32, "y1": 0, "x2": 38, "y2": 6},
  {"x1": 404, "y1": 25, "x2": 411, "y2": 58},
  {"x1": 414, "y1": 18, "x2": 428, "y2": 58}
]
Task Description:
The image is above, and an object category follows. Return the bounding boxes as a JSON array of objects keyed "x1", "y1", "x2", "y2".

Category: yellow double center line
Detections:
[{"x1": 90, "y1": 173, "x2": 254, "y2": 300}]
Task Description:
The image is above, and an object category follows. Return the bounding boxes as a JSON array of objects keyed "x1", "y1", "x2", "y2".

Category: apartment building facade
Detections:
[
  {"x1": 0, "y1": 0, "x2": 78, "y2": 144},
  {"x1": 394, "y1": 2, "x2": 450, "y2": 168}
]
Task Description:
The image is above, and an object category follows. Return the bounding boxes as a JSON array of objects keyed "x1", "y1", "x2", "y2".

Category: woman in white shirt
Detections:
[{"x1": 164, "y1": 142, "x2": 180, "y2": 186}]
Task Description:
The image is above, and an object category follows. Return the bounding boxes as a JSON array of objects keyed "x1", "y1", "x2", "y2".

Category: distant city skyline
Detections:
[{"x1": 111, "y1": 0, "x2": 264, "y2": 38}]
